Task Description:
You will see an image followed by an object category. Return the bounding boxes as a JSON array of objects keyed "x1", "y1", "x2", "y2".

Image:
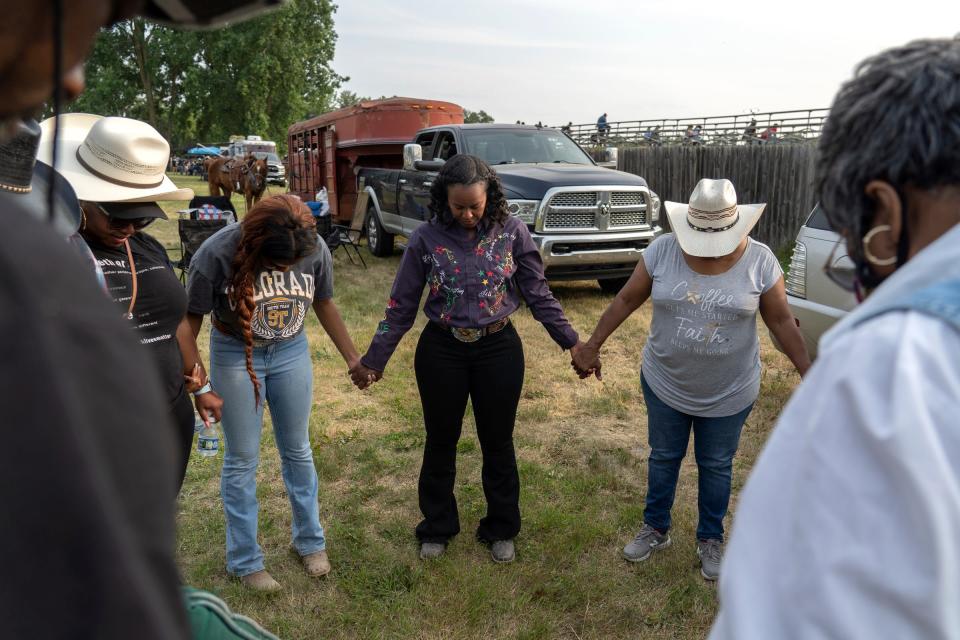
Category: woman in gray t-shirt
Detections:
[{"x1": 573, "y1": 179, "x2": 810, "y2": 581}]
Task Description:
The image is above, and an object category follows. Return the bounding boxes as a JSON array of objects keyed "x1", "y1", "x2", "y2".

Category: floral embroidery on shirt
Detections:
[
  {"x1": 475, "y1": 231, "x2": 516, "y2": 316},
  {"x1": 423, "y1": 245, "x2": 463, "y2": 324},
  {"x1": 374, "y1": 298, "x2": 401, "y2": 334}
]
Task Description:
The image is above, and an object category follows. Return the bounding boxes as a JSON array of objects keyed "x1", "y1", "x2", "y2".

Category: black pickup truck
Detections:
[{"x1": 355, "y1": 124, "x2": 662, "y2": 291}]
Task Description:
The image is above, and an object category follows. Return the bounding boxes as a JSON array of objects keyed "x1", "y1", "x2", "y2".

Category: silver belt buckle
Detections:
[{"x1": 452, "y1": 327, "x2": 483, "y2": 343}]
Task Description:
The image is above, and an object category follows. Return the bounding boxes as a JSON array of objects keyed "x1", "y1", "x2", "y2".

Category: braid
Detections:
[
  {"x1": 229, "y1": 245, "x2": 263, "y2": 408},
  {"x1": 226, "y1": 194, "x2": 319, "y2": 408}
]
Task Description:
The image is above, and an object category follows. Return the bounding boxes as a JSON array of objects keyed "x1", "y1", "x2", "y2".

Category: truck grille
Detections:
[
  {"x1": 542, "y1": 189, "x2": 648, "y2": 232},
  {"x1": 610, "y1": 192, "x2": 643, "y2": 207},
  {"x1": 550, "y1": 192, "x2": 598, "y2": 207},
  {"x1": 610, "y1": 211, "x2": 646, "y2": 226},
  {"x1": 544, "y1": 211, "x2": 596, "y2": 229}
]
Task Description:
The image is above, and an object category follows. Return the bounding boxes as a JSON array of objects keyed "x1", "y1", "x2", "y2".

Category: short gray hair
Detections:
[{"x1": 816, "y1": 38, "x2": 960, "y2": 246}]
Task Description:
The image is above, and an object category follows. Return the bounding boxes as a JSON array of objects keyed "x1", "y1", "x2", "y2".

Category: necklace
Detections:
[{"x1": 123, "y1": 238, "x2": 138, "y2": 320}]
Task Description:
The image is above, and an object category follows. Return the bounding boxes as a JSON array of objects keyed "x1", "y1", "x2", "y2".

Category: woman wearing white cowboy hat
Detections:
[
  {"x1": 39, "y1": 113, "x2": 222, "y2": 493},
  {"x1": 573, "y1": 178, "x2": 810, "y2": 580}
]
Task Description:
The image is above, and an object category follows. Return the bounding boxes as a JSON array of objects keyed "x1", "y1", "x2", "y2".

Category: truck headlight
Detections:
[
  {"x1": 649, "y1": 191, "x2": 661, "y2": 222},
  {"x1": 506, "y1": 200, "x2": 539, "y2": 224}
]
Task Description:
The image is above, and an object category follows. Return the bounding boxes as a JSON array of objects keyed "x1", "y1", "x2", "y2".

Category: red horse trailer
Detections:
[{"x1": 287, "y1": 97, "x2": 464, "y2": 224}]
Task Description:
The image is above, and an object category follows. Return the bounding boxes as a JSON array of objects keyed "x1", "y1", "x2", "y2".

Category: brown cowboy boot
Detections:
[{"x1": 240, "y1": 570, "x2": 281, "y2": 592}]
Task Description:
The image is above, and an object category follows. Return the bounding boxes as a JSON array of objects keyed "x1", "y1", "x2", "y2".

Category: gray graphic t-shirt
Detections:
[
  {"x1": 641, "y1": 233, "x2": 782, "y2": 417},
  {"x1": 186, "y1": 224, "x2": 333, "y2": 342}
]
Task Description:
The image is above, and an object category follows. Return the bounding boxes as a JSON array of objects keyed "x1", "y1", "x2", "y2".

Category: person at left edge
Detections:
[
  {"x1": 39, "y1": 113, "x2": 219, "y2": 493},
  {"x1": 352, "y1": 154, "x2": 595, "y2": 564}
]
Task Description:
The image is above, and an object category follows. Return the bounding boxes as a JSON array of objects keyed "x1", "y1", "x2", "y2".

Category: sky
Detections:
[{"x1": 331, "y1": 0, "x2": 960, "y2": 126}]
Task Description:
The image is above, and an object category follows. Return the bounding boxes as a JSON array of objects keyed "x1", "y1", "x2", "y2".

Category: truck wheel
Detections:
[
  {"x1": 598, "y1": 277, "x2": 629, "y2": 294},
  {"x1": 365, "y1": 205, "x2": 394, "y2": 257}
]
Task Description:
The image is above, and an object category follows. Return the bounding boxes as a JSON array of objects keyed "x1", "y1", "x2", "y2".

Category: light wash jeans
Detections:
[{"x1": 210, "y1": 328, "x2": 325, "y2": 576}]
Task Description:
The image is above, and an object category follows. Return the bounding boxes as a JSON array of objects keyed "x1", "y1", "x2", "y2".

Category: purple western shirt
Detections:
[{"x1": 362, "y1": 215, "x2": 579, "y2": 372}]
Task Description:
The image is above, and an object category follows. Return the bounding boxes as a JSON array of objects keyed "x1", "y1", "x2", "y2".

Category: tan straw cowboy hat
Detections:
[
  {"x1": 37, "y1": 114, "x2": 192, "y2": 203},
  {"x1": 663, "y1": 178, "x2": 765, "y2": 257}
]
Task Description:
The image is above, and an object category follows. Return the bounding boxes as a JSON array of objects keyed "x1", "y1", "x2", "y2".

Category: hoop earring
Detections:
[
  {"x1": 80, "y1": 208, "x2": 87, "y2": 232},
  {"x1": 862, "y1": 224, "x2": 897, "y2": 266}
]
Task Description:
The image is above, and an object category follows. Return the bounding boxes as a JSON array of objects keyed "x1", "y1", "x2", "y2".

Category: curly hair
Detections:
[
  {"x1": 429, "y1": 154, "x2": 509, "y2": 227},
  {"x1": 816, "y1": 38, "x2": 960, "y2": 267},
  {"x1": 228, "y1": 194, "x2": 318, "y2": 407}
]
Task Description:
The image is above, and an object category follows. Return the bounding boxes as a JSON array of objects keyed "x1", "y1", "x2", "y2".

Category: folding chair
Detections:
[
  {"x1": 187, "y1": 195, "x2": 238, "y2": 222},
  {"x1": 324, "y1": 204, "x2": 367, "y2": 269},
  {"x1": 173, "y1": 195, "x2": 238, "y2": 283},
  {"x1": 175, "y1": 218, "x2": 230, "y2": 283}
]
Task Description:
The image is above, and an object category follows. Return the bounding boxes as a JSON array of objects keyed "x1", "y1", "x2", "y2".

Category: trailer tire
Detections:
[{"x1": 365, "y1": 204, "x2": 394, "y2": 257}]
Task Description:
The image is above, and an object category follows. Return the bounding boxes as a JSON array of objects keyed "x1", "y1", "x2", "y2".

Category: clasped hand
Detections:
[
  {"x1": 569, "y1": 341, "x2": 602, "y2": 380},
  {"x1": 348, "y1": 358, "x2": 382, "y2": 390}
]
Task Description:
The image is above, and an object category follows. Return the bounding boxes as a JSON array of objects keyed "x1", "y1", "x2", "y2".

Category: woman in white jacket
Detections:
[{"x1": 710, "y1": 38, "x2": 960, "y2": 639}]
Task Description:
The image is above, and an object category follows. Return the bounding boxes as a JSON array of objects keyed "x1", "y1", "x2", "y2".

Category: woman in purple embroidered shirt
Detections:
[{"x1": 352, "y1": 155, "x2": 591, "y2": 563}]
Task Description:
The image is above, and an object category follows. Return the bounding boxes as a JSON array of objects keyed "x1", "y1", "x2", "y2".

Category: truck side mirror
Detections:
[
  {"x1": 414, "y1": 159, "x2": 446, "y2": 172},
  {"x1": 403, "y1": 144, "x2": 423, "y2": 171}
]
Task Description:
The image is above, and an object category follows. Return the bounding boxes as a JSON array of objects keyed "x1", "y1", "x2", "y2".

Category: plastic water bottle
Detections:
[
  {"x1": 193, "y1": 412, "x2": 205, "y2": 433},
  {"x1": 197, "y1": 422, "x2": 220, "y2": 458}
]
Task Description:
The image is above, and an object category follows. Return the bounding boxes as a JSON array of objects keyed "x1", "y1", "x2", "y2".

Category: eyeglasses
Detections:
[
  {"x1": 822, "y1": 237, "x2": 864, "y2": 301},
  {"x1": 97, "y1": 205, "x2": 155, "y2": 231}
]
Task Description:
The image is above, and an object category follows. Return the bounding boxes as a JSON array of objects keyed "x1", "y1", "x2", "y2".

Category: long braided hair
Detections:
[{"x1": 228, "y1": 194, "x2": 318, "y2": 407}]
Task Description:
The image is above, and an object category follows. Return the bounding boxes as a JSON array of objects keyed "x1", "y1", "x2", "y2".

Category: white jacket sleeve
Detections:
[{"x1": 710, "y1": 311, "x2": 960, "y2": 640}]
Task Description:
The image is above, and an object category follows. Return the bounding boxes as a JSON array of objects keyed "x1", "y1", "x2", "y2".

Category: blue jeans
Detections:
[
  {"x1": 210, "y1": 328, "x2": 325, "y2": 576},
  {"x1": 641, "y1": 372, "x2": 753, "y2": 541}
]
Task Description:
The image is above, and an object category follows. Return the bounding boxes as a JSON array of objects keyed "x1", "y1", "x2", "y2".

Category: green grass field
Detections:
[{"x1": 155, "y1": 174, "x2": 800, "y2": 639}]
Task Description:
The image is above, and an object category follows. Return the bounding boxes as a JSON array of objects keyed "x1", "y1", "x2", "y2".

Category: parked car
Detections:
[
  {"x1": 778, "y1": 204, "x2": 858, "y2": 358},
  {"x1": 357, "y1": 123, "x2": 662, "y2": 292}
]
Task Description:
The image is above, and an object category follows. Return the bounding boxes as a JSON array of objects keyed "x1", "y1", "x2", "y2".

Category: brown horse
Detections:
[
  {"x1": 205, "y1": 156, "x2": 242, "y2": 200},
  {"x1": 240, "y1": 157, "x2": 268, "y2": 211}
]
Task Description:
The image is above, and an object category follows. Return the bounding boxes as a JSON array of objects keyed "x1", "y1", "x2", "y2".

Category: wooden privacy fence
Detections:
[{"x1": 619, "y1": 143, "x2": 818, "y2": 252}]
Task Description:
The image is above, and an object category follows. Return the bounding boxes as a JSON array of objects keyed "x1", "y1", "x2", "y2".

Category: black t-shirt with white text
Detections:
[
  {"x1": 0, "y1": 203, "x2": 188, "y2": 639},
  {"x1": 89, "y1": 232, "x2": 188, "y2": 404}
]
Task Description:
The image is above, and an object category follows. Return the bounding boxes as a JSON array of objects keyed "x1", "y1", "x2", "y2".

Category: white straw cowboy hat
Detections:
[
  {"x1": 37, "y1": 114, "x2": 192, "y2": 203},
  {"x1": 664, "y1": 179, "x2": 766, "y2": 257}
]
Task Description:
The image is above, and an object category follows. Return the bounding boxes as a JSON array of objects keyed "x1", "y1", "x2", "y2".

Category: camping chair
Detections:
[
  {"x1": 176, "y1": 218, "x2": 229, "y2": 283},
  {"x1": 175, "y1": 196, "x2": 237, "y2": 283},
  {"x1": 325, "y1": 223, "x2": 367, "y2": 268},
  {"x1": 187, "y1": 195, "x2": 238, "y2": 221},
  {"x1": 324, "y1": 201, "x2": 367, "y2": 269}
]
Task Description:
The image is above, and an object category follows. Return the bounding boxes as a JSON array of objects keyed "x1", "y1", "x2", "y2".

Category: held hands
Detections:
[
  {"x1": 570, "y1": 340, "x2": 602, "y2": 380},
  {"x1": 348, "y1": 357, "x2": 382, "y2": 390}
]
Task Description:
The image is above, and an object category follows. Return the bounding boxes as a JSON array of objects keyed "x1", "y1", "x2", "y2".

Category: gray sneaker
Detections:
[
  {"x1": 419, "y1": 542, "x2": 446, "y2": 560},
  {"x1": 697, "y1": 538, "x2": 723, "y2": 580},
  {"x1": 622, "y1": 523, "x2": 671, "y2": 562},
  {"x1": 490, "y1": 539, "x2": 516, "y2": 563}
]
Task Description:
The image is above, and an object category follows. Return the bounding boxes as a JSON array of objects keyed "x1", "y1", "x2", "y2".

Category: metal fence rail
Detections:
[{"x1": 557, "y1": 108, "x2": 829, "y2": 147}]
